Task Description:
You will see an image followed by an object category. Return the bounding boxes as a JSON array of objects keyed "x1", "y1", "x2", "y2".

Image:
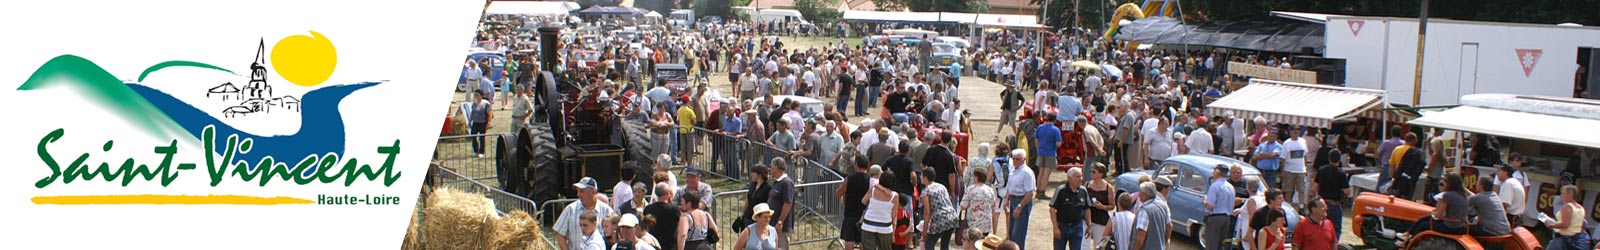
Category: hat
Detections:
[
  {"x1": 685, "y1": 167, "x2": 704, "y2": 177},
  {"x1": 618, "y1": 213, "x2": 640, "y2": 227},
  {"x1": 752, "y1": 203, "x2": 775, "y2": 216},
  {"x1": 1154, "y1": 176, "x2": 1173, "y2": 187},
  {"x1": 573, "y1": 177, "x2": 599, "y2": 189},
  {"x1": 975, "y1": 234, "x2": 1007, "y2": 250}
]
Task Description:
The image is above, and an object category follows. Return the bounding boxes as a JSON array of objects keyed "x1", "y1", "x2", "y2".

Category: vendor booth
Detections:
[
  {"x1": 1202, "y1": 78, "x2": 1423, "y2": 195},
  {"x1": 1408, "y1": 93, "x2": 1600, "y2": 229}
]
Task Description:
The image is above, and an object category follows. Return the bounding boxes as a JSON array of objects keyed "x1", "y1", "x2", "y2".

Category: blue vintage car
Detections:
[
  {"x1": 458, "y1": 51, "x2": 507, "y2": 92},
  {"x1": 1112, "y1": 154, "x2": 1301, "y2": 249}
]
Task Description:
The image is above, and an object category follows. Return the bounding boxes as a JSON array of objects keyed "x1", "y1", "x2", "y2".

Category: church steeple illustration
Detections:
[{"x1": 244, "y1": 38, "x2": 272, "y2": 100}]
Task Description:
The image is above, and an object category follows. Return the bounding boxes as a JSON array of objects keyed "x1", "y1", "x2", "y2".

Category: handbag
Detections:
[{"x1": 705, "y1": 222, "x2": 721, "y2": 244}]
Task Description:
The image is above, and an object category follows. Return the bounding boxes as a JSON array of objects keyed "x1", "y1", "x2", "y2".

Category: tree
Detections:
[
  {"x1": 872, "y1": 0, "x2": 907, "y2": 11},
  {"x1": 795, "y1": 0, "x2": 843, "y2": 24},
  {"x1": 906, "y1": 0, "x2": 974, "y2": 12},
  {"x1": 695, "y1": 0, "x2": 734, "y2": 19},
  {"x1": 634, "y1": 0, "x2": 675, "y2": 17}
]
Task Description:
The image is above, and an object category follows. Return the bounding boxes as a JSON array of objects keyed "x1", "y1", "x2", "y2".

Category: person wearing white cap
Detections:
[
  {"x1": 556, "y1": 177, "x2": 614, "y2": 250},
  {"x1": 617, "y1": 213, "x2": 654, "y2": 250},
  {"x1": 735, "y1": 203, "x2": 780, "y2": 250}
]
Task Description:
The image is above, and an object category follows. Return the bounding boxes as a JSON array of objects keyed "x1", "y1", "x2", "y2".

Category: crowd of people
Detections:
[{"x1": 468, "y1": 12, "x2": 1595, "y2": 250}]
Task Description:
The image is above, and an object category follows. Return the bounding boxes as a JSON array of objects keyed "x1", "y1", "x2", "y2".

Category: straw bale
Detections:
[
  {"x1": 490, "y1": 210, "x2": 544, "y2": 250},
  {"x1": 424, "y1": 187, "x2": 495, "y2": 250}
]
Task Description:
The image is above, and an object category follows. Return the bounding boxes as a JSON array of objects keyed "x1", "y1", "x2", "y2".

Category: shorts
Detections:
[
  {"x1": 1000, "y1": 109, "x2": 1018, "y2": 125},
  {"x1": 841, "y1": 215, "x2": 863, "y2": 242},
  {"x1": 729, "y1": 73, "x2": 739, "y2": 83}
]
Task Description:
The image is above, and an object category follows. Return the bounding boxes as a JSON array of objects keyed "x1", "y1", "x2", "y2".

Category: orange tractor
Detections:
[{"x1": 1351, "y1": 192, "x2": 1543, "y2": 250}]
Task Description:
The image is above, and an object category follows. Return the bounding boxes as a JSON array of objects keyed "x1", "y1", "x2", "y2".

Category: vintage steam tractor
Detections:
[{"x1": 497, "y1": 27, "x2": 657, "y2": 211}]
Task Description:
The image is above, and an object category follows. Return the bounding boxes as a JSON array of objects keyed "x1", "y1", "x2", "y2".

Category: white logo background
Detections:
[{"x1": 0, "y1": 0, "x2": 485, "y2": 248}]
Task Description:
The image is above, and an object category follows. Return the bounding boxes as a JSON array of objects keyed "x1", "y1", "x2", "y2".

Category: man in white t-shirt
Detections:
[
  {"x1": 1497, "y1": 165, "x2": 1527, "y2": 224},
  {"x1": 1185, "y1": 125, "x2": 1214, "y2": 155},
  {"x1": 1280, "y1": 127, "x2": 1310, "y2": 209}
]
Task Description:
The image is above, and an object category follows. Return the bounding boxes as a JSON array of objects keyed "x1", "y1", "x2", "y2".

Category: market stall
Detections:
[{"x1": 1408, "y1": 93, "x2": 1600, "y2": 228}]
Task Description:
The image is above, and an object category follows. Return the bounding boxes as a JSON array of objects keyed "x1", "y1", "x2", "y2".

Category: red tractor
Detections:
[
  {"x1": 877, "y1": 98, "x2": 971, "y2": 160},
  {"x1": 1350, "y1": 192, "x2": 1543, "y2": 250},
  {"x1": 1013, "y1": 102, "x2": 1090, "y2": 171}
]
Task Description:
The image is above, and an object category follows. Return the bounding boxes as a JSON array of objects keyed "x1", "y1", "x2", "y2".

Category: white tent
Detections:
[
  {"x1": 644, "y1": 11, "x2": 662, "y2": 18},
  {"x1": 485, "y1": 1, "x2": 580, "y2": 16},
  {"x1": 841, "y1": 10, "x2": 1045, "y2": 29}
]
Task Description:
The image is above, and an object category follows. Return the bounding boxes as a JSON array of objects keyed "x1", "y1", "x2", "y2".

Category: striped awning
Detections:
[{"x1": 1204, "y1": 79, "x2": 1385, "y2": 128}]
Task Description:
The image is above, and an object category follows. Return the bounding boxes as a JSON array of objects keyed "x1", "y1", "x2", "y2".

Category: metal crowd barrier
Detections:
[{"x1": 433, "y1": 133, "x2": 506, "y2": 186}]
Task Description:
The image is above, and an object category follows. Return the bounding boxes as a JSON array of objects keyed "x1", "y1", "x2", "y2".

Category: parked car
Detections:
[
  {"x1": 458, "y1": 51, "x2": 506, "y2": 92},
  {"x1": 653, "y1": 63, "x2": 689, "y2": 93},
  {"x1": 1112, "y1": 154, "x2": 1302, "y2": 249},
  {"x1": 930, "y1": 43, "x2": 963, "y2": 69},
  {"x1": 771, "y1": 95, "x2": 825, "y2": 119}
]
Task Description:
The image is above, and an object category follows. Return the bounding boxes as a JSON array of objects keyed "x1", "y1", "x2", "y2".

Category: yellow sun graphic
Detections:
[{"x1": 270, "y1": 31, "x2": 337, "y2": 87}]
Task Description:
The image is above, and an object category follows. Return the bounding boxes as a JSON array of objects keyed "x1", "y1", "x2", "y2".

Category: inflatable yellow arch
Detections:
[{"x1": 1102, "y1": 3, "x2": 1146, "y2": 41}]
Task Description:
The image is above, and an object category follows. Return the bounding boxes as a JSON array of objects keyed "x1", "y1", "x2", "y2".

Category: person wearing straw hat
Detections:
[
  {"x1": 556, "y1": 177, "x2": 615, "y2": 250},
  {"x1": 973, "y1": 234, "x2": 1007, "y2": 250},
  {"x1": 735, "y1": 203, "x2": 780, "y2": 250}
]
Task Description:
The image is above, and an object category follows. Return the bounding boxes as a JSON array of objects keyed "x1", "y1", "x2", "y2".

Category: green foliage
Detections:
[
  {"x1": 634, "y1": 0, "x2": 676, "y2": 17},
  {"x1": 873, "y1": 0, "x2": 907, "y2": 11},
  {"x1": 906, "y1": 0, "x2": 975, "y2": 12},
  {"x1": 695, "y1": 0, "x2": 735, "y2": 19},
  {"x1": 795, "y1": 0, "x2": 843, "y2": 24}
]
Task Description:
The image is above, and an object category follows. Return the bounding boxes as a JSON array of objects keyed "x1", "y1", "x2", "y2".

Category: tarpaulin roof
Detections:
[
  {"x1": 578, "y1": 6, "x2": 642, "y2": 15},
  {"x1": 842, "y1": 10, "x2": 1045, "y2": 29},
  {"x1": 1113, "y1": 16, "x2": 1325, "y2": 54}
]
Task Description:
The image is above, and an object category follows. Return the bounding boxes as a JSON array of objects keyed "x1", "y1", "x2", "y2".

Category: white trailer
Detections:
[{"x1": 1323, "y1": 16, "x2": 1600, "y2": 106}]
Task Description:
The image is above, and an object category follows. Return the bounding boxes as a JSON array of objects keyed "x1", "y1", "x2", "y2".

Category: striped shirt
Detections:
[{"x1": 1135, "y1": 198, "x2": 1170, "y2": 250}]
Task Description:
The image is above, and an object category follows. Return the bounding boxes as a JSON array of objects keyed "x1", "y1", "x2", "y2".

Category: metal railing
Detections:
[
  {"x1": 413, "y1": 163, "x2": 556, "y2": 250},
  {"x1": 434, "y1": 120, "x2": 853, "y2": 249},
  {"x1": 433, "y1": 133, "x2": 506, "y2": 186}
]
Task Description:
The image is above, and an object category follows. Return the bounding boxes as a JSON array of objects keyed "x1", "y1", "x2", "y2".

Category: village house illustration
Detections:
[{"x1": 212, "y1": 39, "x2": 301, "y2": 118}]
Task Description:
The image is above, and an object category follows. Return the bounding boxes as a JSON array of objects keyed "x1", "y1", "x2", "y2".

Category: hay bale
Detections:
[
  {"x1": 424, "y1": 187, "x2": 495, "y2": 250},
  {"x1": 490, "y1": 210, "x2": 545, "y2": 250},
  {"x1": 402, "y1": 209, "x2": 422, "y2": 250}
]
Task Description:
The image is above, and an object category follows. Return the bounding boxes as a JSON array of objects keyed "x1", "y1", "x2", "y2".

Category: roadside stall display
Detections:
[{"x1": 1408, "y1": 93, "x2": 1600, "y2": 228}]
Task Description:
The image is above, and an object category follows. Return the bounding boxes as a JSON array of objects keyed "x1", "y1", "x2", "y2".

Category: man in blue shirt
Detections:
[
  {"x1": 1252, "y1": 130, "x2": 1283, "y2": 187},
  {"x1": 1035, "y1": 114, "x2": 1062, "y2": 199},
  {"x1": 948, "y1": 61, "x2": 964, "y2": 88},
  {"x1": 1202, "y1": 164, "x2": 1237, "y2": 250},
  {"x1": 1057, "y1": 91, "x2": 1082, "y2": 126},
  {"x1": 718, "y1": 104, "x2": 743, "y2": 175}
]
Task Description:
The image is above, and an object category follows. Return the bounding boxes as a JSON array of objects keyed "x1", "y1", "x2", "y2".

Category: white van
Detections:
[
  {"x1": 669, "y1": 9, "x2": 695, "y2": 29},
  {"x1": 756, "y1": 9, "x2": 809, "y2": 25}
]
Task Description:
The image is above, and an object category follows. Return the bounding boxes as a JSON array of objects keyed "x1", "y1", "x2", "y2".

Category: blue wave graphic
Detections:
[{"x1": 127, "y1": 82, "x2": 381, "y2": 175}]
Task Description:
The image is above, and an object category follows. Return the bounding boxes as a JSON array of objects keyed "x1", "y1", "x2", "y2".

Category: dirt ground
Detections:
[{"x1": 436, "y1": 35, "x2": 1371, "y2": 250}]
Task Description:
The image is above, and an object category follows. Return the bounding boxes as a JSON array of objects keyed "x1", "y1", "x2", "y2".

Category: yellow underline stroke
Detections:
[{"x1": 31, "y1": 194, "x2": 315, "y2": 205}]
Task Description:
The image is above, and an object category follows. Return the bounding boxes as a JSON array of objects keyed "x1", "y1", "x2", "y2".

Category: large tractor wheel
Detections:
[
  {"x1": 524, "y1": 123, "x2": 563, "y2": 203},
  {"x1": 495, "y1": 134, "x2": 526, "y2": 195},
  {"x1": 1411, "y1": 235, "x2": 1466, "y2": 250},
  {"x1": 622, "y1": 119, "x2": 655, "y2": 169}
]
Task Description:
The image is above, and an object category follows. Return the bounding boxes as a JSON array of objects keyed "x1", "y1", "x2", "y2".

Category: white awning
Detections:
[
  {"x1": 1408, "y1": 95, "x2": 1600, "y2": 149},
  {"x1": 1204, "y1": 79, "x2": 1384, "y2": 128},
  {"x1": 1268, "y1": 11, "x2": 1351, "y2": 24}
]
